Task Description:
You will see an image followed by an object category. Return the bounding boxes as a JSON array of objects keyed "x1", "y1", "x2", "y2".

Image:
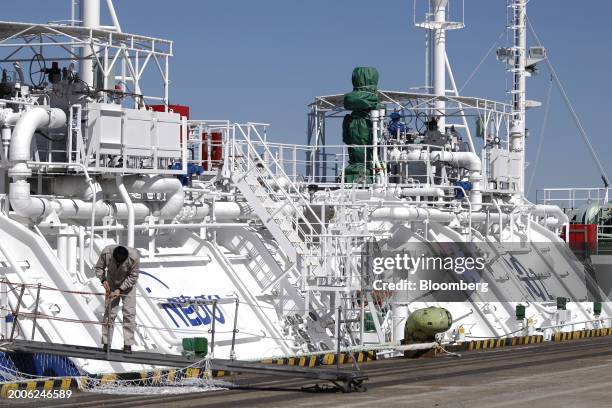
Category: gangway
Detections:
[{"x1": 0, "y1": 339, "x2": 368, "y2": 393}]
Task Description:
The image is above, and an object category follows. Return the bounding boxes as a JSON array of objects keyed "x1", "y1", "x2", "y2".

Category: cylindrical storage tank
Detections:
[{"x1": 202, "y1": 132, "x2": 223, "y2": 171}]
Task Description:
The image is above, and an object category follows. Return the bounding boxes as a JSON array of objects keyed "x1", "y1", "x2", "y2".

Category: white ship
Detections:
[{"x1": 0, "y1": 0, "x2": 607, "y2": 377}]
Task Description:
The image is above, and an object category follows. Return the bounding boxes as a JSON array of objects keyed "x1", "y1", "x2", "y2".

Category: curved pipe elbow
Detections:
[
  {"x1": 129, "y1": 176, "x2": 184, "y2": 220},
  {"x1": 533, "y1": 204, "x2": 569, "y2": 228},
  {"x1": 9, "y1": 107, "x2": 66, "y2": 163},
  {"x1": 155, "y1": 187, "x2": 185, "y2": 220},
  {"x1": 103, "y1": 176, "x2": 186, "y2": 220},
  {"x1": 9, "y1": 180, "x2": 53, "y2": 219},
  {"x1": 7, "y1": 107, "x2": 67, "y2": 219},
  {"x1": 432, "y1": 151, "x2": 482, "y2": 173}
]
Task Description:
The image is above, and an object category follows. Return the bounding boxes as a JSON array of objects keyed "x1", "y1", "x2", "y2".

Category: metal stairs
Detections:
[{"x1": 230, "y1": 125, "x2": 326, "y2": 292}]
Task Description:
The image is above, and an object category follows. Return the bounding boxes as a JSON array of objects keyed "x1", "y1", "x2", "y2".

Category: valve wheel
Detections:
[{"x1": 29, "y1": 53, "x2": 47, "y2": 88}]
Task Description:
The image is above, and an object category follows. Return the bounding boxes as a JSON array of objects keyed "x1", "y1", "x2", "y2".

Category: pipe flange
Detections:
[{"x1": 7, "y1": 162, "x2": 31, "y2": 178}]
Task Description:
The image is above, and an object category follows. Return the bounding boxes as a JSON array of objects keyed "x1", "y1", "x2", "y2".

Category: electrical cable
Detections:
[
  {"x1": 459, "y1": 29, "x2": 506, "y2": 93},
  {"x1": 526, "y1": 75, "x2": 552, "y2": 195},
  {"x1": 527, "y1": 17, "x2": 610, "y2": 190}
]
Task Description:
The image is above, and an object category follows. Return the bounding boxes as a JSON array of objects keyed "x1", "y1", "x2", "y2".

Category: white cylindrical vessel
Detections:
[
  {"x1": 432, "y1": 0, "x2": 448, "y2": 132},
  {"x1": 80, "y1": 0, "x2": 101, "y2": 87}
]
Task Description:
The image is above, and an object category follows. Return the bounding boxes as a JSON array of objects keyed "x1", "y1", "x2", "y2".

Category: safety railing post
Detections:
[
  {"x1": 31, "y1": 283, "x2": 41, "y2": 340},
  {"x1": 336, "y1": 305, "x2": 342, "y2": 370},
  {"x1": 9, "y1": 285, "x2": 25, "y2": 341},
  {"x1": 105, "y1": 298, "x2": 112, "y2": 359},
  {"x1": 210, "y1": 300, "x2": 217, "y2": 357},
  {"x1": 230, "y1": 298, "x2": 239, "y2": 361}
]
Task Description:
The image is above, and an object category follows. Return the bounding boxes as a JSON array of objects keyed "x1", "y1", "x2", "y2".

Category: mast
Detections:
[
  {"x1": 415, "y1": 0, "x2": 464, "y2": 133},
  {"x1": 79, "y1": 0, "x2": 100, "y2": 87},
  {"x1": 431, "y1": 0, "x2": 448, "y2": 132},
  {"x1": 509, "y1": 0, "x2": 527, "y2": 196}
]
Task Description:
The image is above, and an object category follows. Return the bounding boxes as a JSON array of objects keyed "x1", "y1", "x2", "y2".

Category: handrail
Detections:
[{"x1": 233, "y1": 124, "x2": 327, "y2": 242}]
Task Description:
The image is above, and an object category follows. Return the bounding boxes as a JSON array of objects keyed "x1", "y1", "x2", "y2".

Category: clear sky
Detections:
[{"x1": 5, "y1": 1, "x2": 612, "y2": 200}]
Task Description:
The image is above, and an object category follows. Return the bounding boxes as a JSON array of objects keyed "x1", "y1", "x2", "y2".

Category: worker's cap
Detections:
[{"x1": 390, "y1": 112, "x2": 401, "y2": 120}]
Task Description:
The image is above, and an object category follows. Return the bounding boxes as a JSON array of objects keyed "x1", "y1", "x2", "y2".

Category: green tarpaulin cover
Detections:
[{"x1": 342, "y1": 67, "x2": 380, "y2": 182}]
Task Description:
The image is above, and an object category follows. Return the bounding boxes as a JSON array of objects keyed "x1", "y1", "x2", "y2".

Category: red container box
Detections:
[
  {"x1": 202, "y1": 132, "x2": 223, "y2": 170},
  {"x1": 562, "y1": 224, "x2": 598, "y2": 252}
]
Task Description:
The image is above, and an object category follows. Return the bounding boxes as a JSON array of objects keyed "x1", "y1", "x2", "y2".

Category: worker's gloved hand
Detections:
[
  {"x1": 110, "y1": 289, "x2": 120, "y2": 300},
  {"x1": 103, "y1": 281, "x2": 110, "y2": 296}
]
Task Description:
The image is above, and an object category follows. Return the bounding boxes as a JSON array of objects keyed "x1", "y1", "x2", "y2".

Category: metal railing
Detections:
[
  {"x1": 537, "y1": 187, "x2": 611, "y2": 209},
  {"x1": 229, "y1": 139, "x2": 464, "y2": 189}
]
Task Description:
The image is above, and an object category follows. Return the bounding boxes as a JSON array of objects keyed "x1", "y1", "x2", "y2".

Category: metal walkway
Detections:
[{"x1": 0, "y1": 340, "x2": 367, "y2": 392}]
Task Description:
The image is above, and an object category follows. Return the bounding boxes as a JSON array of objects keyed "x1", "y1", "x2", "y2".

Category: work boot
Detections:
[{"x1": 123, "y1": 345, "x2": 132, "y2": 354}]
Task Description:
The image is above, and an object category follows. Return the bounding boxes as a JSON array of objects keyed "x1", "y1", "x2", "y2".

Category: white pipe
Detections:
[
  {"x1": 178, "y1": 202, "x2": 212, "y2": 221},
  {"x1": 51, "y1": 197, "x2": 114, "y2": 220},
  {"x1": 408, "y1": 149, "x2": 483, "y2": 209},
  {"x1": 378, "y1": 108, "x2": 387, "y2": 186},
  {"x1": 87, "y1": 222, "x2": 249, "y2": 232},
  {"x1": 102, "y1": 176, "x2": 185, "y2": 220},
  {"x1": 116, "y1": 176, "x2": 135, "y2": 247},
  {"x1": 35, "y1": 170, "x2": 250, "y2": 228},
  {"x1": 370, "y1": 206, "x2": 454, "y2": 223},
  {"x1": 67, "y1": 227, "x2": 78, "y2": 274},
  {"x1": 53, "y1": 176, "x2": 96, "y2": 200},
  {"x1": 57, "y1": 230, "x2": 68, "y2": 270},
  {"x1": 78, "y1": 226, "x2": 85, "y2": 279},
  {"x1": 0, "y1": 109, "x2": 22, "y2": 127},
  {"x1": 371, "y1": 110, "x2": 381, "y2": 184},
  {"x1": 1, "y1": 127, "x2": 11, "y2": 163},
  {"x1": 432, "y1": 150, "x2": 482, "y2": 210},
  {"x1": 9, "y1": 108, "x2": 67, "y2": 173},
  {"x1": 466, "y1": 212, "x2": 510, "y2": 224},
  {"x1": 532, "y1": 204, "x2": 568, "y2": 228},
  {"x1": 8, "y1": 108, "x2": 67, "y2": 219},
  {"x1": 400, "y1": 187, "x2": 445, "y2": 198},
  {"x1": 103, "y1": 177, "x2": 249, "y2": 221},
  {"x1": 53, "y1": 176, "x2": 152, "y2": 220}
]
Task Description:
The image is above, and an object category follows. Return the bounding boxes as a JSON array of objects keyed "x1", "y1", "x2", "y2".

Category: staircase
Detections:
[{"x1": 230, "y1": 124, "x2": 326, "y2": 293}]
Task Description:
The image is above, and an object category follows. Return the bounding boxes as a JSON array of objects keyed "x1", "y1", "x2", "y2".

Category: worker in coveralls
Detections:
[{"x1": 95, "y1": 245, "x2": 140, "y2": 353}]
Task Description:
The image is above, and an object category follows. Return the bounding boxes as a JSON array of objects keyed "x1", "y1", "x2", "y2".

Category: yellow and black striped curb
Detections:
[
  {"x1": 445, "y1": 335, "x2": 544, "y2": 353},
  {"x1": 259, "y1": 350, "x2": 377, "y2": 367},
  {"x1": 466, "y1": 334, "x2": 544, "y2": 350},
  {"x1": 552, "y1": 328, "x2": 612, "y2": 342},
  {"x1": 0, "y1": 378, "x2": 79, "y2": 397}
]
